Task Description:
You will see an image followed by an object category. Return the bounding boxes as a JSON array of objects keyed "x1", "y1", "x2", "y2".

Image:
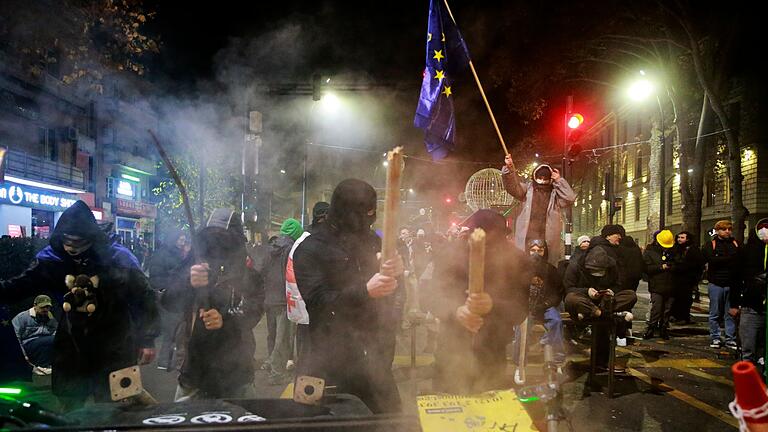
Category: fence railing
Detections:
[{"x1": 5, "y1": 150, "x2": 85, "y2": 190}]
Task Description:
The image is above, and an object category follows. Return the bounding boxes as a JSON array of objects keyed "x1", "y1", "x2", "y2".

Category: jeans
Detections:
[
  {"x1": 708, "y1": 283, "x2": 736, "y2": 343},
  {"x1": 740, "y1": 307, "x2": 765, "y2": 372},
  {"x1": 513, "y1": 307, "x2": 566, "y2": 364}
]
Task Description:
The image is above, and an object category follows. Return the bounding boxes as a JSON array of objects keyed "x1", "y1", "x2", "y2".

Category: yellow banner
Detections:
[{"x1": 417, "y1": 390, "x2": 538, "y2": 431}]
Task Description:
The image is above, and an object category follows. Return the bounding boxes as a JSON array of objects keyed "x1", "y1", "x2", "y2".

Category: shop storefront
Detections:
[
  {"x1": 114, "y1": 198, "x2": 157, "y2": 248},
  {"x1": 0, "y1": 180, "x2": 81, "y2": 238}
]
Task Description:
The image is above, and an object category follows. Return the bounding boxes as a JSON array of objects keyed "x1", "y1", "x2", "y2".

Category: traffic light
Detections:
[
  {"x1": 567, "y1": 112, "x2": 585, "y2": 143},
  {"x1": 312, "y1": 73, "x2": 322, "y2": 101}
]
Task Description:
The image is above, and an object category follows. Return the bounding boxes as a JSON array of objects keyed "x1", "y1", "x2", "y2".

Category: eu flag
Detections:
[{"x1": 414, "y1": 0, "x2": 470, "y2": 160}]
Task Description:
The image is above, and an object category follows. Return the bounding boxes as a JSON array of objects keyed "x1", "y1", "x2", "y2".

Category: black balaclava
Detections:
[
  {"x1": 327, "y1": 179, "x2": 377, "y2": 234},
  {"x1": 311, "y1": 201, "x2": 330, "y2": 227}
]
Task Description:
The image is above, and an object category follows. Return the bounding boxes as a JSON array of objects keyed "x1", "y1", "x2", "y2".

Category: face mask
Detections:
[
  {"x1": 534, "y1": 178, "x2": 552, "y2": 185},
  {"x1": 758, "y1": 227, "x2": 768, "y2": 241}
]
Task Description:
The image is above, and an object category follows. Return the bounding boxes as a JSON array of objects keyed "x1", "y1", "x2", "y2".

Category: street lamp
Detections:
[
  {"x1": 628, "y1": 72, "x2": 667, "y2": 228},
  {"x1": 303, "y1": 91, "x2": 342, "y2": 226}
]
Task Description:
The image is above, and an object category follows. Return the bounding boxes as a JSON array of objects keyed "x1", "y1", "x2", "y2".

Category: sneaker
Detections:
[
  {"x1": 710, "y1": 339, "x2": 722, "y2": 349},
  {"x1": 725, "y1": 341, "x2": 738, "y2": 350},
  {"x1": 616, "y1": 337, "x2": 627, "y2": 347}
]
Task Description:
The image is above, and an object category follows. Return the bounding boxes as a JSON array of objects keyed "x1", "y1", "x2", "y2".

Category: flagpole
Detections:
[{"x1": 442, "y1": 0, "x2": 509, "y2": 156}]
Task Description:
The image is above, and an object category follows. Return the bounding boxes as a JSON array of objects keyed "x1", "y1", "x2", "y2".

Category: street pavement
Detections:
[{"x1": 140, "y1": 281, "x2": 741, "y2": 431}]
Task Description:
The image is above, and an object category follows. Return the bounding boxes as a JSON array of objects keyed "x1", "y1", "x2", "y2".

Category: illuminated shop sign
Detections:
[
  {"x1": 0, "y1": 182, "x2": 78, "y2": 211},
  {"x1": 116, "y1": 180, "x2": 135, "y2": 197}
]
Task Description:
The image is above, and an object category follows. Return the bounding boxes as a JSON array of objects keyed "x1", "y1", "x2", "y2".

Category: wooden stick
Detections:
[
  {"x1": 468, "y1": 228, "x2": 486, "y2": 295},
  {"x1": 442, "y1": 0, "x2": 509, "y2": 156},
  {"x1": 381, "y1": 146, "x2": 404, "y2": 275}
]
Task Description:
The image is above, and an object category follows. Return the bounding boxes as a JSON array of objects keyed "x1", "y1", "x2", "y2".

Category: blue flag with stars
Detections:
[{"x1": 414, "y1": 0, "x2": 470, "y2": 160}]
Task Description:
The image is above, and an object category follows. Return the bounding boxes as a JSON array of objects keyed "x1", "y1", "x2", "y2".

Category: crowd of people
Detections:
[{"x1": 0, "y1": 163, "x2": 766, "y2": 415}]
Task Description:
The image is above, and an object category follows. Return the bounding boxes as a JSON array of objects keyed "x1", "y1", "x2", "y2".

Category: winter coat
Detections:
[
  {"x1": 502, "y1": 166, "x2": 576, "y2": 265},
  {"x1": 0, "y1": 201, "x2": 159, "y2": 401},
  {"x1": 672, "y1": 241, "x2": 704, "y2": 287},
  {"x1": 729, "y1": 234, "x2": 767, "y2": 312},
  {"x1": 292, "y1": 223, "x2": 402, "y2": 413},
  {"x1": 564, "y1": 240, "x2": 621, "y2": 296},
  {"x1": 701, "y1": 236, "x2": 741, "y2": 288},
  {"x1": 643, "y1": 243, "x2": 676, "y2": 295},
  {"x1": 263, "y1": 235, "x2": 294, "y2": 306},
  {"x1": 148, "y1": 244, "x2": 192, "y2": 294},
  {"x1": 12, "y1": 307, "x2": 57, "y2": 346},
  {"x1": 161, "y1": 224, "x2": 264, "y2": 398},
  {"x1": 618, "y1": 236, "x2": 644, "y2": 291},
  {"x1": 432, "y1": 238, "x2": 529, "y2": 394},
  {"x1": 529, "y1": 255, "x2": 564, "y2": 314}
]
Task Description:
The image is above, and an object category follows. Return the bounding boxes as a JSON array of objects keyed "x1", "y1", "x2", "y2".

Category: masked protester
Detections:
[
  {"x1": 162, "y1": 209, "x2": 265, "y2": 401},
  {"x1": 0, "y1": 201, "x2": 159, "y2": 410},
  {"x1": 292, "y1": 179, "x2": 404, "y2": 413},
  {"x1": 564, "y1": 228, "x2": 637, "y2": 371},
  {"x1": 512, "y1": 239, "x2": 566, "y2": 379},
  {"x1": 502, "y1": 156, "x2": 576, "y2": 265},
  {"x1": 432, "y1": 210, "x2": 529, "y2": 394},
  {"x1": 308, "y1": 201, "x2": 330, "y2": 234},
  {"x1": 643, "y1": 230, "x2": 677, "y2": 340},
  {"x1": 149, "y1": 230, "x2": 192, "y2": 371},
  {"x1": 728, "y1": 218, "x2": 768, "y2": 372}
]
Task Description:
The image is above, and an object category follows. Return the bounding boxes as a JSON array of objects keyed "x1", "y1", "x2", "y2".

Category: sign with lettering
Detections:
[
  {"x1": 0, "y1": 182, "x2": 78, "y2": 212},
  {"x1": 417, "y1": 390, "x2": 537, "y2": 432},
  {"x1": 116, "y1": 198, "x2": 157, "y2": 219}
]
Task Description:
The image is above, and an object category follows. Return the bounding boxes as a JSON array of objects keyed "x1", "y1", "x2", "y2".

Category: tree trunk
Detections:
[
  {"x1": 684, "y1": 25, "x2": 749, "y2": 241},
  {"x1": 647, "y1": 123, "x2": 662, "y2": 241},
  {"x1": 679, "y1": 92, "x2": 709, "y2": 242}
]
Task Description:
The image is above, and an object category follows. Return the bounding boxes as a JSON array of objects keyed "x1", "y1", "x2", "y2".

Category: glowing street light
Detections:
[{"x1": 627, "y1": 78, "x2": 655, "y2": 102}]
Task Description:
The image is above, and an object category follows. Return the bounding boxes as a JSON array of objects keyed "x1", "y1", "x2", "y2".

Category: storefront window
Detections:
[{"x1": 31, "y1": 209, "x2": 54, "y2": 238}]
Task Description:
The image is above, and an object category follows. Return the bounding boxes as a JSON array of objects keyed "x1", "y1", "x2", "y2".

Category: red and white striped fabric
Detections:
[{"x1": 285, "y1": 231, "x2": 310, "y2": 324}]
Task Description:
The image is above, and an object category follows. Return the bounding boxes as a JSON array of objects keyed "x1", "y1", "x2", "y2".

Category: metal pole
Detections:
[
  {"x1": 657, "y1": 95, "x2": 666, "y2": 229},
  {"x1": 563, "y1": 96, "x2": 573, "y2": 260},
  {"x1": 301, "y1": 141, "x2": 308, "y2": 227}
]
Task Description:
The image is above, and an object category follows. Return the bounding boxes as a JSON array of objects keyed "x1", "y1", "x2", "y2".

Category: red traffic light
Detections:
[{"x1": 567, "y1": 113, "x2": 584, "y2": 129}]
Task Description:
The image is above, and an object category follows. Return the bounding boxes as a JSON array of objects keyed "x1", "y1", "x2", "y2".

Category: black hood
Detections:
[
  {"x1": 463, "y1": 209, "x2": 508, "y2": 244},
  {"x1": 49, "y1": 200, "x2": 107, "y2": 253},
  {"x1": 196, "y1": 209, "x2": 246, "y2": 263},
  {"x1": 327, "y1": 179, "x2": 377, "y2": 234}
]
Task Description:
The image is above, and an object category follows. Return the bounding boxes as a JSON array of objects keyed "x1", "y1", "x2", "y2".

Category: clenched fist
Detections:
[
  {"x1": 367, "y1": 273, "x2": 397, "y2": 298},
  {"x1": 456, "y1": 305, "x2": 484, "y2": 333},
  {"x1": 190, "y1": 263, "x2": 210, "y2": 288},
  {"x1": 200, "y1": 308, "x2": 223, "y2": 330},
  {"x1": 466, "y1": 292, "x2": 493, "y2": 316}
]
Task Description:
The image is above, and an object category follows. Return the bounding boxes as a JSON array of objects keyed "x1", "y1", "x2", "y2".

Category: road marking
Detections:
[
  {"x1": 280, "y1": 383, "x2": 293, "y2": 399},
  {"x1": 627, "y1": 367, "x2": 738, "y2": 429},
  {"x1": 674, "y1": 366, "x2": 733, "y2": 387}
]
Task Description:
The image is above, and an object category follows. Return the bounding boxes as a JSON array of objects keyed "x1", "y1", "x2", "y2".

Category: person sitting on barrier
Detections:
[
  {"x1": 512, "y1": 239, "x2": 566, "y2": 378},
  {"x1": 564, "y1": 236, "x2": 637, "y2": 371},
  {"x1": 12, "y1": 295, "x2": 57, "y2": 374}
]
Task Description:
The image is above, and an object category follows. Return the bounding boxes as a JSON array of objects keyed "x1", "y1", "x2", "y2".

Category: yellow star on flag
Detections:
[
  {"x1": 442, "y1": 85, "x2": 452, "y2": 97},
  {"x1": 434, "y1": 70, "x2": 445, "y2": 81},
  {"x1": 433, "y1": 49, "x2": 444, "y2": 62},
  {"x1": 427, "y1": 33, "x2": 432, "y2": 42}
]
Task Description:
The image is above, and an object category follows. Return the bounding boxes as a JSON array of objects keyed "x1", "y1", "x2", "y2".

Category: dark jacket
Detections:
[
  {"x1": 618, "y1": 236, "x2": 644, "y2": 291},
  {"x1": 263, "y1": 235, "x2": 294, "y2": 306},
  {"x1": 643, "y1": 242, "x2": 676, "y2": 295},
  {"x1": 701, "y1": 236, "x2": 741, "y2": 287},
  {"x1": 293, "y1": 223, "x2": 400, "y2": 413},
  {"x1": 149, "y1": 243, "x2": 192, "y2": 294},
  {"x1": 162, "y1": 220, "x2": 264, "y2": 397},
  {"x1": 672, "y1": 238, "x2": 704, "y2": 287},
  {"x1": 432, "y1": 237, "x2": 529, "y2": 394},
  {"x1": 564, "y1": 245, "x2": 620, "y2": 296},
  {"x1": 0, "y1": 201, "x2": 159, "y2": 401},
  {"x1": 729, "y1": 234, "x2": 767, "y2": 312},
  {"x1": 529, "y1": 253, "x2": 564, "y2": 314}
]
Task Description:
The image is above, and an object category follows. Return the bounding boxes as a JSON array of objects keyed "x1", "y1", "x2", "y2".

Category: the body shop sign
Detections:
[{"x1": 0, "y1": 182, "x2": 78, "y2": 211}]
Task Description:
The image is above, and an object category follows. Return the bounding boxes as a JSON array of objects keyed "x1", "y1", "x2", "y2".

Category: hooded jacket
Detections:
[
  {"x1": 643, "y1": 241, "x2": 676, "y2": 295},
  {"x1": 618, "y1": 236, "x2": 644, "y2": 291},
  {"x1": 564, "y1": 238, "x2": 620, "y2": 295},
  {"x1": 161, "y1": 209, "x2": 264, "y2": 397},
  {"x1": 292, "y1": 179, "x2": 402, "y2": 413},
  {"x1": 672, "y1": 233, "x2": 704, "y2": 287},
  {"x1": 0, "y1": 201, "x2": 158, "y2": 400},
  {"x1": 502, "y1": 164, "x2": 576, "y2": 265},
  {"x1": 527, "y1": 242, "x2": 564, "y2": 314}
]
